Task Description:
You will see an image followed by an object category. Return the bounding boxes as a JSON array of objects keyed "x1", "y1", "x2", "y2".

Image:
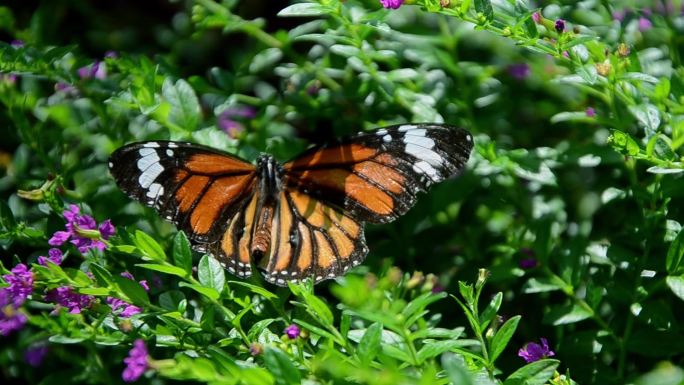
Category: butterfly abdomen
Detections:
[{"x1": 252, "y1": 206, "x2": 274, "y2": 257}]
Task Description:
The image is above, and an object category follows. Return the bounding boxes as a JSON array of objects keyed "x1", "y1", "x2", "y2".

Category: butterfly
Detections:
[{"x1": 108, "y1": 124, "x2": 473, "y2": 286}]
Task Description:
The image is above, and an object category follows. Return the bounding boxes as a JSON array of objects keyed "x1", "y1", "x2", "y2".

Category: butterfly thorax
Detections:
[{"x1": 251, "y1": 154, "x2": 284, "y2": 258}]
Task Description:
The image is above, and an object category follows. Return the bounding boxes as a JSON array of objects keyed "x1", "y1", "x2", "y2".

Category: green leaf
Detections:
[
  {"x1": 402, "y1": 292, "x2": 446, "y2": 320},
  {"x1": 198, "y1": 255, "x2": 225, "y2": 293},
  {"x1": 441, "y1": 353, "x2": 474, "y2": 385},
  {"x1": 0, "y1": 199, "x2": 15, "y2": 230},
  {"x1": 503, "y1": 359, "x2": 560, "y2": 385},
  {"x1": 172, "y1": 231, "x2": 193, "y2": 274},
  {"x1": 479, "y1": 291, "x2": 502, "y2": 329},
  {"x1": 162, "y1": 78, "x2": 201, "y2": 131},
  {"x1": 78, "y1": 287, "x2": 111, "y2": 296},
  {"x1": 474, "y1": 0, "x2": 493, "y2": 21},
  {"x1": 250, "y1": 48, "x2": 283, "y2": 73},
  {"x1": 159, "y1": 290, "x2": 186, "y2": 311},
  {"x1": 357, "y1": 322, "x2": 382, "y2": 363},
  {"x1": 179, "y1": 282, "x2": 220, "y2": 300},
  {"x1": 666, "y1": 276, "x2": 684, "y2": 302},
  {"x1": 417, "y1": 340, "x2": 466, "y2": 363},
  {"x1": 330, "y1": 44, "x2": 360, "y2": 58},
  {"x1": 263, "y1": 347, "x2": 302, "y2": 385},
  {"x1": 543, "y1": 303, "x2": 592, "y2": 325},
  {"x1": 134, "y1": 230, "x2": 166, "y2": 261},
  {"x1": 666, "y1": 229, "x2": 684, "y2": 274},
  {"x1": 490, "y1": 315, "x2": 521, "y2": 363},
  {"x1": 89, "y1": 263, "x2": 114, "y2": 287},
  {"x1": 136, "y1": 263, "x2": 187, "y2": 278},
  {"x1": 228, "y1": 280, "x2": 278, "y2": 300},
  {"x1": 113, "y1": 275, "x2": 149, "y2": 305},
  {"x1": 278, "y1": 3, "x2": 329, "y2": 17}
]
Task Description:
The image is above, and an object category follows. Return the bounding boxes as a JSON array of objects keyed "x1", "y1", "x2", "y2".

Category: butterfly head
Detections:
[{"x1": 256, "y1": 154, "x2": 283, "y2": 199}]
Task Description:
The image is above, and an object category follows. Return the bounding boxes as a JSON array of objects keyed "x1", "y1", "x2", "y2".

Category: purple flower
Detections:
[
  {"x1": 1, "y1": 74, "x2": 17, "y2": 85},
  {"x1": 380, "y1": 0, "x2": 404, "y2": 9},
  {"x1": 46, "y1": 286, "x2": 95, "y2": 314},
  {"x1": 218, "y1": 106, "x2": 255, "y2": 138},
  {"x1": 612, "y1": 9, "x2": 627, "y2": 21},
  {"x1": 586, "y1": 107, "x2": 596, "y2": 117},
  {"x1": 121, "y1": 272, "x2": 149, "y2": 292},
  {"x1": 10, "y1": 40, "x2": 24, "y2": 48},
  {"x1": 3, "y1": 264, "x2": 34, "y2": 306},
  {"x1": 38, "y1": 248, "x2": 63, "y2": 266},
  {"x1": 519, "y1": 258, "x2": 538, "y2": 269},
  {"x1": 284, "y1": 324, "x2": 301, "y2": 339},
  {"x1": 122, "y1": 339, "x2": 149, "y2": 382},
  {"x1": 508, "y1": 63, "x2": 530, "y2": 80},
  {"x1": 104, "y1": 50, "x2": 118, "y2": 59},
  {"x1": 77, "y1": 61, "x2": 106, "y2": 80},
  {"x1": 54, "y1": 82, "x2": 77, "y2": 95},
  {"x1": 531, "y1": 12, "x2": 541, "y2": 24},
  {"x1": 638, "y1": 17, "x2": 652, "y2": 31},
  {"x1": 49, "y1": 205, "x2": 115, "y2": 254},
  {"x1": 107, "y1": 297, "x2": 142, "y2": 318},
  {"x1": 554, "y1": 19, "x2": 565, "y2": 33},
  {"x1": 25, "y1": 344, "x2": 48, "y2": 367},
  {"x1": 518, "y1": 338, "x2": 555, "y2": 363},
  {"x1": 0, "y1": 288, "x2": 27, "y2": 336}
]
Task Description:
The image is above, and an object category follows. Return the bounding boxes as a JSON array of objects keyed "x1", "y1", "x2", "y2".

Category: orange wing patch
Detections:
[
  {"x1": 291, "y1": 168, "x2": 395, "y2": 216},
  {"x1": 176, "y1": 175, "x2": 210, "y2": 212},
  {"x1": 186, "y1": 153, "x2": 255, "y2": 174},
  {"x1": 284, "y1": 144, "x2": 377, "y2": 170},
  {"x1": 260, "y1": 190, "x2": 365, "y2": 284},
  {"x1": 190, "y1": 176, "x2": 254, "y2": 234}
]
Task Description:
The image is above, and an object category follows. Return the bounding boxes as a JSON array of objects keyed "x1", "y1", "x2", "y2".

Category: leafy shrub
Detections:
[{"x1": 1, "y1": 0, "x2": 684, "y2": 384}]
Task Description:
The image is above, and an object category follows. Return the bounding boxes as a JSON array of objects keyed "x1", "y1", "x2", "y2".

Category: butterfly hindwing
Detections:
[
  {"x1": 283, "y1": 124, "x2": 473, "y2": 224},
  {"x1": 108, "y1": 141, "x2": 257, "y2": 260}
]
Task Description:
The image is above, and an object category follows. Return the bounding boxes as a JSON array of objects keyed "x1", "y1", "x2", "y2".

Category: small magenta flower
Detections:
[
  {"x1": 54, "y1": 82, "x2": 78, "y2": 96},
  {"x1": 554, "y1": 19, "x2": 565, "y2": 33},
  {"x1": 25, "y1": 344, "x2": 48, "y2": 367},
  {"x1": 46, "y1": 286, "x2": 95, "y2": 314},
  {"x1": 638, "y1": 17, "x2": 652, "y2": 31},
  {"x1": 586, "y1": 107, "x2": 596, "y2": 117},
  {"x1": 0, "y1": 289, "x2": 27, "y2": 335},
  {"x1": 78, "y1": 61, "x2": 107, "y2": 80},
  {"x1": 107, "y1": 297, "x2": 142, "y2": 318},
  {"x1": 3, "y1": 263, "x2": 34, "y2": 306},
  {"x1": 612, "y1": 9, "x2": 627, "y2": 21},
  {"x1": 531, "y1": 12, "x2": 541, "y2": 24},
  {"x1": 104, "y1": 50, "x2": 118, "y2": 59},
  {"x1": 217, "y1": 106, "x2": 255, "y2": 138},
  {"x1": 518, "y1": 338, "x2": 555, "y2": 363},
  {"x1": 284, "y1": 324, "x2": 301, "y2": 339},
  {"x1": 38, "y1": 248, "x2": 63, "y2": 266},
  {"x1": 122, "y1": 339, "x2": 149, "y2": 382},
  {"x1": 10, "y1": 39, "x2": 24, "y2": 48},
  {"x1": 121, "y1": 271, "x2": 149, "y2": 292},
  {"x1": 380, "y1": 0, "x2": 404, "y2": 9},
  {"x1": 49, "y1": 205, "x2": 115, "y2": 254},
  {"x1": 508, "y1": 63, "x2": 530, "y2": 80}
]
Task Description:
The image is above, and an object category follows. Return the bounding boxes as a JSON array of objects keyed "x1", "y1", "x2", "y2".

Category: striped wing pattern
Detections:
[{"x1": 109, "y1": 124, "x2": 473, "y2": 286}]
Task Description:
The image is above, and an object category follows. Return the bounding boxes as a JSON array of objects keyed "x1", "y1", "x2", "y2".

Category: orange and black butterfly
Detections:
[{"x1": 109, "y1": 124, "x2": 473, "y2": 286}]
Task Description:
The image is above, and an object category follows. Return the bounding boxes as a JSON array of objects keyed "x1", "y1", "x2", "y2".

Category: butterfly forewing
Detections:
[
  {"x1": 108, "y1": 141, "x2": 257, "y2": 275},
  {"x1": 283, "y1": 124, "x2": 473, "y2": 224}
]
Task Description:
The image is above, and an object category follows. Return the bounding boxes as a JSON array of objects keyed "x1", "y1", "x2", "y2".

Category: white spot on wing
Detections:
[
  {"x1": 166, "y1": 149, "x2": 174, "y2": 157},
  {"x1": 405, "y1": 144, "x2": 443, "y2": 167},
  {"x1": 138, "y1": 148, "x2": 156, "y2": 157},
  {"x1": 403, "y1": 133, "x2": 435, "y2": 149},
  {"x1": 376, "y1": 129, "x2": 388, "y2": 135},
  {"x1": 138, "y1": 163, "x2": 164, "y2": 188},
  {"x1": 137, "y1": 151, "x2": 160, "y2": 171},
  {"x1": 398, "y1": 124, "x2": 418, "y2": 132},
  {"x1": 146, "y1": 183, "x2": 164, "y2": 199},
  {"x1": 412, "y1": 160, "x2": 440, "y2": 180},
  {"x1": 168, "y1": 142, "x2": 178, "y2": 148},
  {"x1": 383, "y1": 134, "x2": 392, "y2": 143},
  {"x1": 143, "y1": 142, "x2": 160, "y2": 148},
  {"x1": 108, "y1": 162, "x2": 113, "y2": 168}
]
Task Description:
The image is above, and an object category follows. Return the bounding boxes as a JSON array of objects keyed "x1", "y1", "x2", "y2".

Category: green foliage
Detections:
[{"x1": 1, "y1": 0, "x2": 684, "y2": 384}]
